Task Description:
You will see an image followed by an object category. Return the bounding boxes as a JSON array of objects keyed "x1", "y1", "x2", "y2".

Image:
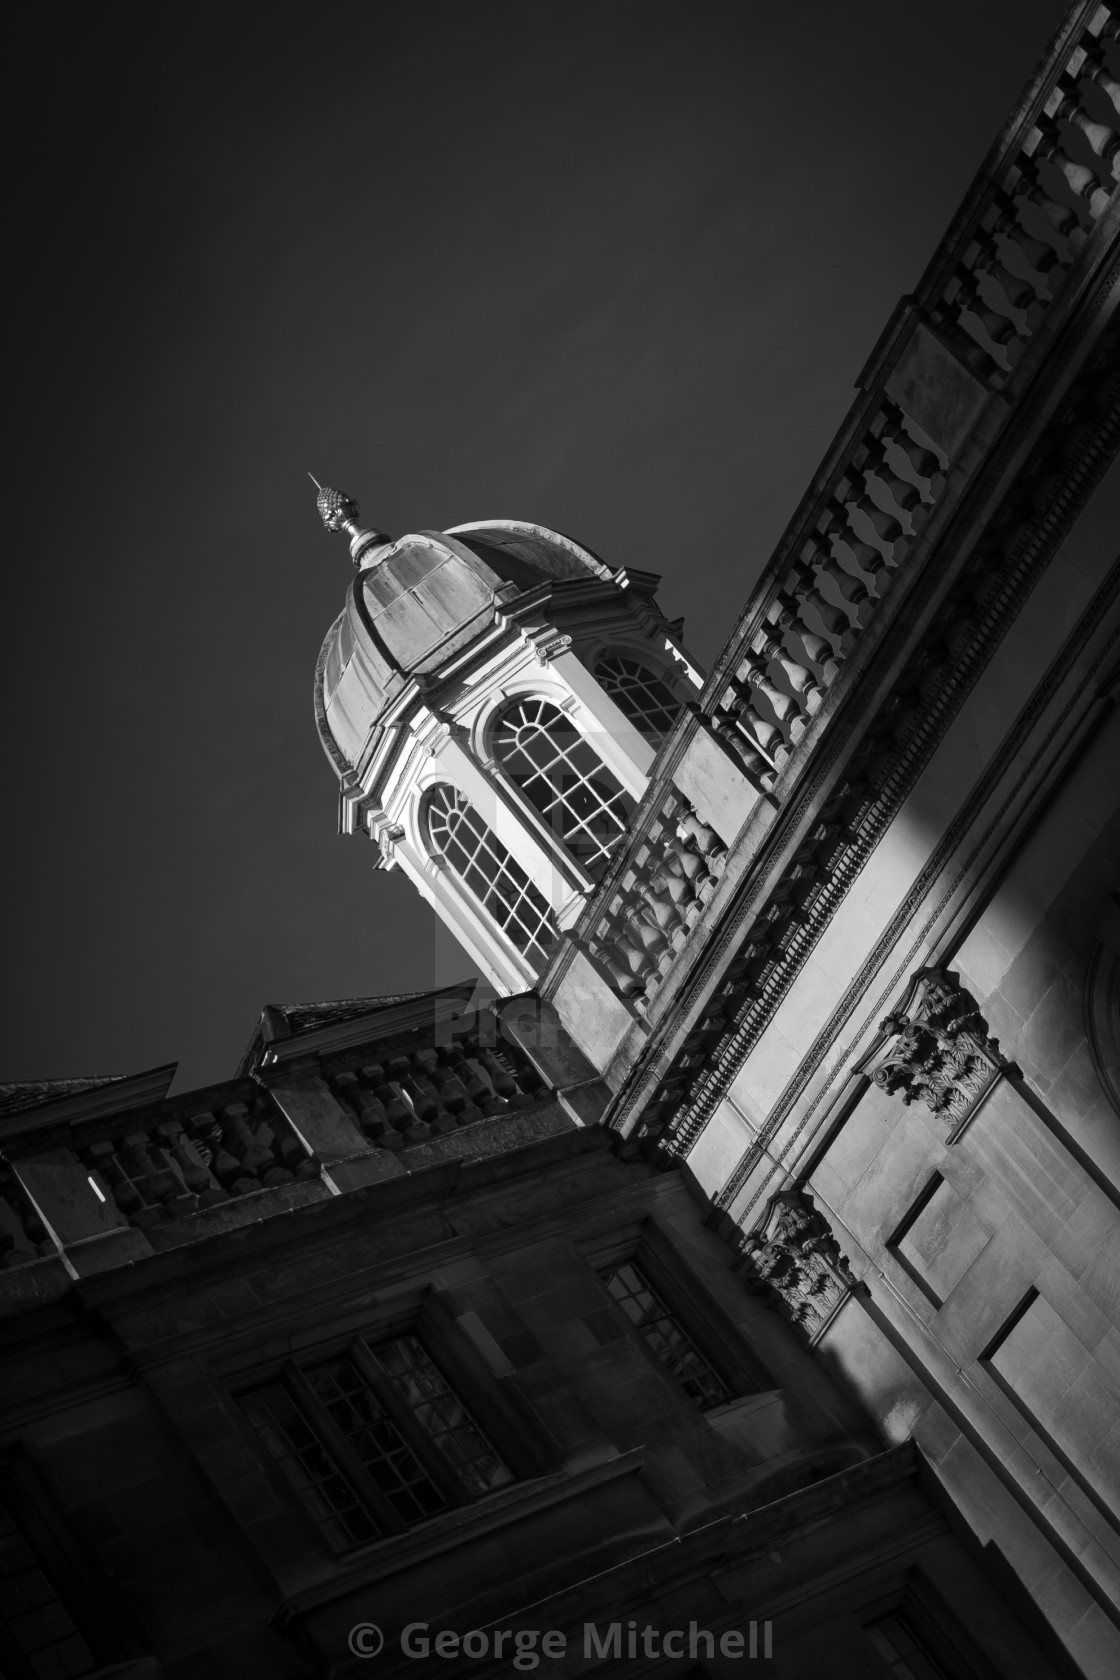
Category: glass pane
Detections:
[
  {"x1": 599, "y1": 1262, "x2": 730, "y2": 1410},
  {"x1": 242, "y1": 1381, "x2": 381, "y2": 1548},
  {"x1": 370, "y1": 1335, "x2": 513, "y2": 1497},
  {"x1": 493, "y1": 696, "x2": 635, "y2": 872},
  {"x1": 306, "y1": 1359, "x2": 449, "y2": 1528},
  {"x1": 426, "y1": 784, "x2": 557, "y2": 970},
  {"x1": 596, "y1": 655, "x2": 681, "y2": 738}
]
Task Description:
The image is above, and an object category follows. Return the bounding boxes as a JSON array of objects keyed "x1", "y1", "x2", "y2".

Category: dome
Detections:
[{"x1": 314, "y1": 517, "x2": 611, "y2": 779}]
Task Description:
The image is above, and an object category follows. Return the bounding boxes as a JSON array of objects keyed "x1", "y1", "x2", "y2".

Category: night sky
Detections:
[{"x1": 6, "y1": 0, "x2": 1068, "y2": 1093}]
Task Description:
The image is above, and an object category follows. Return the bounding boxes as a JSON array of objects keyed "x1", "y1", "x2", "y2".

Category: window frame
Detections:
[
  {"x1": 583, "y1": 1221, "x2": 772, "y2": 1407},
  {"x1": 852, "y1": 1570, "x2": 1001, "y2": 1680},
  {"x1": 593, "y1": 652, "x2": 685, "y2": 740},
  {"x1": 422, "y1": 781, "x2": 559, "y2": 973},
  {"x1": 0, "y1": 1453, "x2": 139, "y2": 1680},
  {"x1": 237, "y1": 1317, "x2": 520, "y2": 1555},
  {"x1": 489, "y1": 693, "x2": 635, "y2": 874}
]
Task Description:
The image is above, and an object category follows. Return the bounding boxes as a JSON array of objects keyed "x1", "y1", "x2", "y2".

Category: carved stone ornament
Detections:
[
  {"x1": 376, "y1": 823, "x2": 405, "y2": 868},
  {"x1": 740, "y1": 1190, "x2": 860, "y2": 1341},
  {"x1": 530, "y1": 632, "x2": 573, "y2": 666},
  {"x1": 310, "y1": 477, "x2": 391, "y2": 566},
  {"x1": 865, "y1": 966, "x2": 1008, "y2": 1131}
]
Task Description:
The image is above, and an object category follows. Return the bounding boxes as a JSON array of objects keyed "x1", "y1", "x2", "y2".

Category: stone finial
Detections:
[
  {"x1": 314, "y1": 482, "x2": 362, "y2": 533},
  {"x1": 308, "y1": 475, "x2": 391, "y2": 567}
]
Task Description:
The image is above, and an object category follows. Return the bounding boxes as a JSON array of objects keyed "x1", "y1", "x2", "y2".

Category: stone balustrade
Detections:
[
  {"x1": 705, "y1": 6, "x2": 1117, "y2": 795},
  {"x1": 322, "y1": 1027, "x2": 547, "y2": 1149},
  {"x1": 585, "y1": 795, "x2": 728, "y2": 1009},
  {"x1": 711, "y1": 399, "x2": 946, "y2": 789},
  {"x1": 78, "y1": 1094, "x2": 320, "y2": 1231},
  {"x1": 563, "y1": 4, "x2": 1118, "y2": 1148},
  {"x1": 927, "y1": 6, "x2": 1118, "y2": 383}
]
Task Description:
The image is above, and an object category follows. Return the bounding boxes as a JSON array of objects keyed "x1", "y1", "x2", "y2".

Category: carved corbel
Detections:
[
  {"x1": 375, "y1": 823, "x2": 405, "y2": 869},
  {"x1": 526, "y1": 630, "x2": 573, "y2": 666},
  {"x1": 739, "y1": 1190, "x2": 861, "y2": 1343},
  {"x1": 862, "y1": 966, "x2": 1010, "y2": 1136}
]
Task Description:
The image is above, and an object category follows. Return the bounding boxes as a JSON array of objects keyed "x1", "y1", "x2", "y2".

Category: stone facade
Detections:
[
  {"x1": 0, "y1": 1000, "x2": 1071, "y2": 1678},
  {"x1": 2, "y1": 5, "x2": 1118, "y2": 1678}
]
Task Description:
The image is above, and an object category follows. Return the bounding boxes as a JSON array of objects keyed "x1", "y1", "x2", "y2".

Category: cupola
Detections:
[{"x1": 312, "y1": 485, "x2": 705, "y2": 993}]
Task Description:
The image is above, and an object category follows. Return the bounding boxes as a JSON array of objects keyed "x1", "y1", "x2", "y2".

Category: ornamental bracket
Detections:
[
  {"x1": 738, "y1": 1190, "x2": 862, "y2": 1345},
  {"x1": 860, "y1": 966, "x2": 1012, "y2": 1138}
]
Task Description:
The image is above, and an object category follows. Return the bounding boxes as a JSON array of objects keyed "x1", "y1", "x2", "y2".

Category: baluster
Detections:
[
  {"x1": 646, "y1": 869, "x2": 687, "y2": 936},
  {"x1": 248, "y1": 1115, "x2": 299, "y2": 1186},
  {"x1": 971, "y1": 227, "x2": 1044, "y2": 319},
  {"x1": 816, "y1": 548, "x2": 871, "y2": 621},
  {"x1": 354, "y1": 1086, "x2": 394, "y2": 1142},
  {"x1": 1030, "y1": 112, "x2": 1101, "y2": 211},
  {"x1": 954, "y1": 263, "x2": 1026, "y2": 350},
  {"x1": 462, "y1": 1059, "x2": 508, "y2": 1116},
  {"x1": 676, "y1": 808, "x2": 722, "y2": 858},
  {"x1": 220, "y1": 1103, "x2": 275, "y2": 1180},
  {"x1": 479, "y1": 1048, "x2": 534, "y2": 1110},
  {"x1": 986, "y1": 187, "x2": 1063, "y2": 291},
  {"x1": 879, "y1": 401, "x2": 944, "y2": 489},
  {"x1": 437, "y1": 1055, "x2": 485, "y2": 1124},
  {"x1": 399, "y1": 1074, "x2": 440, "y2": 1123},
  {"x1": 155, "y1": 1121, "x2": 216, "y2": 1203},
  {"x1": 780, "y1": 557, "x2": 850, "y2": 683},
  {"x1": 772, "y1": 574, "x2": 838, "y2": 680},
  {"x1": 928, "y1": 291, "x2": 1004, "y2": 380},
  {"x1": 1077, "y1": 29, "x2": 1120, "y2": 127},
  {"x1": 716, "y1": 679, "x2": 784, "y2": 785},
  {"x1": 1010, "y1": 151, "x2": 1085, "y2": 243},
  {"x1": 430, "y1": 1065, "x2": 468, "y2": 1115},
  {"x1": 1050, "y1": 82, "x2": 1120, "y2": 180},
  {"x1": 603, "y1": 941, "x2": 648, "y2": 997},
  {"x1": 861, "y1": 428, "x2": 925, "y2": 516},
  {"x1": 737, "y1": 647, "x2": 799, "y2": 735},
  {"x1": 758, "y1": 616, "x2": 823, "y2": 721}
]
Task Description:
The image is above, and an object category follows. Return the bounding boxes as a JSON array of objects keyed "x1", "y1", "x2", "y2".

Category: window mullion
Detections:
[
  {"x1": 350, "y1": 1342, "x2": 466, "y2": 1506},
  {"x1": 284, "y1": 1365, "x2": 405, "y2": 1536}
]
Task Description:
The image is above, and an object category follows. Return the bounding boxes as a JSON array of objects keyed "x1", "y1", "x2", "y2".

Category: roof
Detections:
[
  {"x1": 0, "y1": 1074, "x2": 133, "y2": 1119},
  {"x1": 235, "y1": 988, "x2": 472, "y2": 1078},
  {"x1": 267, "y1": 993, "x2": 433, "y2": 1037}
]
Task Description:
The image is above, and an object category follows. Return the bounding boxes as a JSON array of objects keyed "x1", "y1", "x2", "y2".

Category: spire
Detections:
[{"x1": 308, "y1": 475, "x2": 391, "y2": 567}]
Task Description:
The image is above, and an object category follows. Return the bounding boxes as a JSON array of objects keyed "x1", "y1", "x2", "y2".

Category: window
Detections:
[
  {"x1": 493, "y1": 695, "x2": 634, "y2": 873},
  {"x1": 865, "y1": 1610, "x2": 953, "y2": 1680},
  {"x1": 857, "y1": 1573, "x2": 998, "y2": 1680},
  {"x1": 595, "y1": 655, "x2": 681, "y2": 739},
  {"x1": 598, "y1": 1261, "x2": 731, "y2": 1410},
  {"x1": 425, "y1": 784, "x2": 557, "y2": 972},
  {"x1": 0, "y1": 1495, "x2": 98, "y2": 1680},
  {"x1": 0, "y1": 1461, "x2": 132, "y2": 1680},
  {"x1": 242, "y1": 1333, "x2": 513, "y2": 1550}
]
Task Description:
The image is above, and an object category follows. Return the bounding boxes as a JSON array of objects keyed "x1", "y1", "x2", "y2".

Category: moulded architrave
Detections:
[
  {"x1": 423, "y1": 733, "x2": 583, "y2": 908},
  {"x1": 386, "y1": 834, "x2": 537, "y2": 995},
  {"x1": 546, "y1": 647, "x2": 657, "y2": 792}
]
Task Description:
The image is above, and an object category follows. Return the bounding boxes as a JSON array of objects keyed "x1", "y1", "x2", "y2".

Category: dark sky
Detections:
[{"x1": 6, "y1": 0, "x2": 1068, "y2": 1093}]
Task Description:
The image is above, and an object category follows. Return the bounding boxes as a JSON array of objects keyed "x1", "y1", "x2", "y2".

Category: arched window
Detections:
[
  {"x1": 595, "y1": 655, "x2": 681, "y2": 739},
  {"x1": 425, "y1": 785, "x2": 557, "y2": 972},
  {"x1": 493, "y1": 695, "x2": 634, "y2": 873}
]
